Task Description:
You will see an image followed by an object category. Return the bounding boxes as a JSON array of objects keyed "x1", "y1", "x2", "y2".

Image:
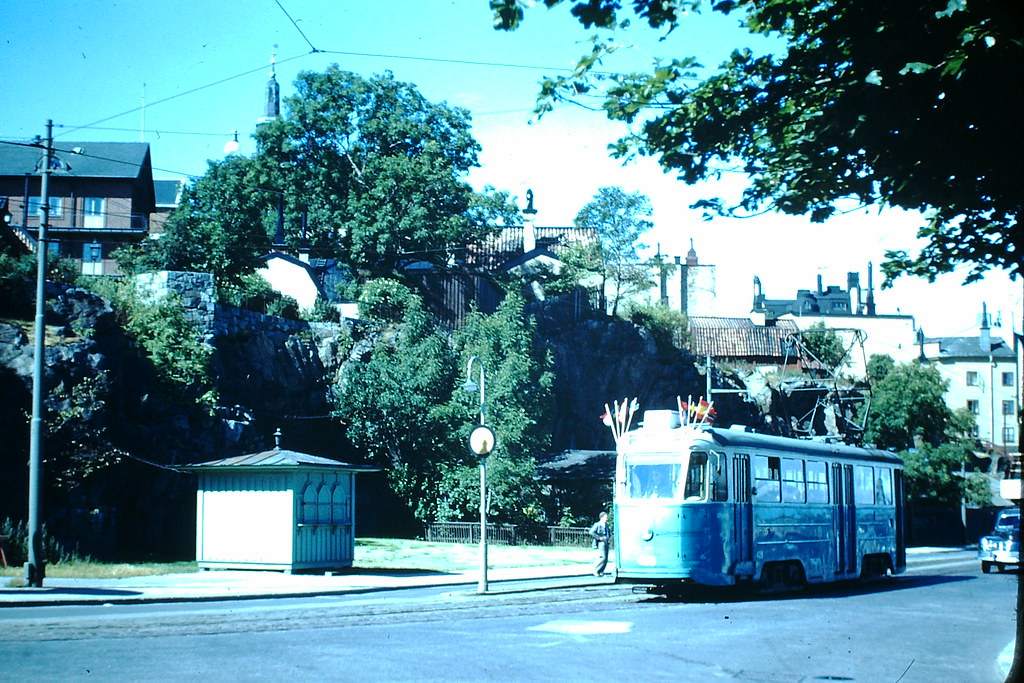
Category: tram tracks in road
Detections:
[{"x1": 0, "y1": 584, "x2": 641, "y2": 642}]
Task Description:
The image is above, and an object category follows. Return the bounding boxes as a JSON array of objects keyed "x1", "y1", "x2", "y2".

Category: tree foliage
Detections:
[
  {"x1": 861, "y1": 354, "x2": 988, "y2": 505},
  {"x1": 125, "y1": 68, "x2": 516, "y2": 287},
  {"x1": 801, "y1": 321, "x2": 847, "y2": 371},
  {"x1": 573, "y1": 186, "x2": 654, "y2": 315},
  {"x1": 127, "y1": 156, "x2": 269, "y2": 291},
  {"x1": 333, "y1": 288, "x2": 553, "y2": 523},
  {"x1": 253, "y1": 67, "x2": 516, "y2": 278},
  {"x1": 442, "y1": 294, "x2": 555, "y2": 522},
  {"x1": 901, "y1": 441, "x2": 991, "y2": 506},
  {"x1": 862, "y1": 355, "x2": 962, "y2": 450},
  {"x1": 491, "y1": 0, "x2": 1023, "y2": 283}
]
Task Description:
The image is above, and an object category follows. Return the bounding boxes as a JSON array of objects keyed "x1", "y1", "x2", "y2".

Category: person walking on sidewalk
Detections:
[{"x1": 590, "y1": 511, "x2": 611, "y2": 577}]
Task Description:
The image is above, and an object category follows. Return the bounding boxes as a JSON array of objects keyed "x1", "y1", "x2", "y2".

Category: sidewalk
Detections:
[
  {"x1": 0, "y1": 563, "x2": 610, "y2": 607},
  {"x1": 0, "y1": 547, "x2": 979, "y2": 608}
]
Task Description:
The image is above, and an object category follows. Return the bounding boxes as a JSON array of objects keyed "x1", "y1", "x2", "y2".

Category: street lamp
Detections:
[{"x1": 463, "y1": 356, "x2": 494, "y2": 594}]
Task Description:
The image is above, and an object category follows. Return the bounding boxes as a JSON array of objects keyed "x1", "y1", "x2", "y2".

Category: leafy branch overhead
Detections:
[{"x1": 492, "y1": 0, "x2": 1023, "y2": 284}]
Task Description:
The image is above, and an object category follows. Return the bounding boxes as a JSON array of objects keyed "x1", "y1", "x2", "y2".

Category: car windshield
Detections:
[{"x1": 996, "y1": 511, "x2": 1020, "y2": 530}]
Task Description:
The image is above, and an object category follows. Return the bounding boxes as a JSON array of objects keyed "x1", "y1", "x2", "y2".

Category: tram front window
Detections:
[{"x1": 624, "y1": 455, "x2": 707, "y2": 501}]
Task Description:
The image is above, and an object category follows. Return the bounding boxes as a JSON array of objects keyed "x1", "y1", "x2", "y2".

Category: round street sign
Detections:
[{"x1": 468, "y1": 425, "x2": 496, "y2": 458}]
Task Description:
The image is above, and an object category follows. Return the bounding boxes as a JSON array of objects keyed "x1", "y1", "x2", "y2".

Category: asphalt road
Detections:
[{"x1": 1, "y1": 558, "x2": 1016, "y2": 682}]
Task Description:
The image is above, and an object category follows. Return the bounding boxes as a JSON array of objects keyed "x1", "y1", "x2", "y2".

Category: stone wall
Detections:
[{"x1": 135, "y1": 270, "x2": 347, "y2": 341}]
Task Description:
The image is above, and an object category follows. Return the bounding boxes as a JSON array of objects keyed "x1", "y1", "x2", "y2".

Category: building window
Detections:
[
  {"x1": 27, "y1": 196, "x2": 62, "y2": 218},
  {"x1": 1004, "y1": 426, "x2": 1016, "y2": 444},
  {"x1": 1003, "y1": 372, "x2": 1015, "y2": 387},
  {"x1": 83, "y1": 197, "x2": 104, "y2": 228},
  {"x1": 1003, "y1": 400, "x2": 1016, "y2": 417},
  {"x1": 81, "y1": 242, "x2": 103, "y2": 276},
  {"x1": 967, "y1": 399, "x2": 980, "y2": 415},
  {"x1": 966, "y1": 371, "x2": 979, "y2": 386}
]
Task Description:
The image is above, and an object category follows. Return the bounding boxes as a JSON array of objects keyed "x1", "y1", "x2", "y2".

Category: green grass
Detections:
[{"x1": 0, "y1": 538, "x2": 590, "y2": 580}]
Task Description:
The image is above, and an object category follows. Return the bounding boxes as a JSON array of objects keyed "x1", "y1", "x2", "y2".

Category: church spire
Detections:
[{"x1": 258, "y1": 47, "x2": 280, "y2": 126}]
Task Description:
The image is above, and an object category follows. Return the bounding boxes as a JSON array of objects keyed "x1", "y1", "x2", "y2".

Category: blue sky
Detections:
[{"x1": 3, "y1": 1, "x2": 1020, "y2": 337}]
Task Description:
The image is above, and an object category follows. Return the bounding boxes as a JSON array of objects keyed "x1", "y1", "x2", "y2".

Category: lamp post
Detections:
[
  {"x1": 463, "y1": 356, "x2": 494, "y2": 594},
  {"x1": 26, "y1": 121, "x2": 53, "y2": 588}
]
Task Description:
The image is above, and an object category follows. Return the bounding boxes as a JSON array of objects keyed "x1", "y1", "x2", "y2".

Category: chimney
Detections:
[
  {"x1": 522, "y1": 189, "x2": 537, "y2": 253},
  {"x1": 298, "y1": 212, "x2": 310, "y2": 263},
  {"x1": 866, "y1": 262, "x2": 876, "y2": 316},
  {"x1": 847, "y1": 272, "x2": 861, "y2": 315},
  {"x1": 980, "y1": 302, "x2": 991, "y2": 352},
  {"x1": 816, "y1": 274, "x2": 823, "y2": 294}
]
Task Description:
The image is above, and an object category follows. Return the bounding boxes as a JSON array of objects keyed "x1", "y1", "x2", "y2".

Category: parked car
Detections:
[{"x1": 978, "y1": 508, "x2": 1020, "y2": 574}]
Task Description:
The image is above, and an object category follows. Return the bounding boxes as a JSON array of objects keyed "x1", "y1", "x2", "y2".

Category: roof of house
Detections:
[
  {"x1": 0, "y1": 141, "x2": 152, "y2": 179},
  {"x1": 689, "y1": 316, "x2": 800, "y2": 360},
  {"x1": 465, "y1": 225, "x2": 595, "y2": 270},
  {"x1": 535, "y1": 449, "x2": 616, "y2": 481},
  {"x1": 154, "y1": 179, "x2": 184, "y2": 207},
  {"x1": 925, "y1": 335, "x2": 1015, "y2": 360}
]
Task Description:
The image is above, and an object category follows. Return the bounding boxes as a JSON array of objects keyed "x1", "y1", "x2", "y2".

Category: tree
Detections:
[
  {"x1": 801, "y1": 321, "x2": 847, "y2": 372},
  {"x1": 862, "y1": 356, "x2": 960, "y2": 450},
  {"x1": 253, "y1": 67, "x2": 516, "y2": 278},
  {"x1": 442, "y1": 294, "x2": 555, "y2": 522},
  {"x1": 491, "y1": 0, "x2": 1023, "y2": 284},
  {"x1": 120, "y1": 155, "x2": 270, "y2": 292},
  {"x1": 334, "y1": 281, "x2": 460, "y2": 521},
  {"x1": 861, "y1": 355, "x2": 988, "y2": 505},
  {"x1": 573, "y1": 186, "x2": 654, "y2": 316},
  {"x1": 333, "y1": 285, "x2": 553, "y2": 523}
]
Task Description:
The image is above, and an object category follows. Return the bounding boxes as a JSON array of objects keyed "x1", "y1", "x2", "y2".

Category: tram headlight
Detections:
[{"x1": 641, "y1": 529, "x2": 654, "y2": 542}]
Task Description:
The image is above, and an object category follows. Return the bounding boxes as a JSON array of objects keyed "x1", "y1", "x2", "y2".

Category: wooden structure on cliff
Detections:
[{"x1": 184, "y1": 434, "x2": 374, "y2": 572}]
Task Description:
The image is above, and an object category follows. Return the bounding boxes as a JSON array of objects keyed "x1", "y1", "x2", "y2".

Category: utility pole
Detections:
[{"x1": 26, "y1": 120, "x2": 52, "y2": 587}]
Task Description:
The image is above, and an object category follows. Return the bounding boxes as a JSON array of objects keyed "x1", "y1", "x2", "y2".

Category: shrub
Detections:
[{"x1": 624, "y1": 302, "x2": 690, "y2": 353}]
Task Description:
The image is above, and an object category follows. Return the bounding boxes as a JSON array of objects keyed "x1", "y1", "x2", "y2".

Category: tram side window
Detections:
[
  {"x1": 854, "y1": 465, "x2": 875, "y2": 505},
  {"x1": 781, "y1": 458, "x2": 806, "y2": 503},
  {"x1": 709, "y1": 451, "x2": 728, "y2": 502},
  {"x1": 684, "y1": 454, "x2": 707, "y2": 500},
  {"x1": 753, "y1": 455, "x2": 781, "y2": 502},
  {"x1": 806, "y1": 460, "x2": 829, "y2": 503},
  {"x1": 875, "y1": 468, "x2": 893, "y2": 505}
]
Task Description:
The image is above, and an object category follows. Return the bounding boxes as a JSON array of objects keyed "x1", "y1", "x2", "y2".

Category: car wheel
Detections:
[{"x1": 982, "y1": 562, "x2": 993, "y2": 573}]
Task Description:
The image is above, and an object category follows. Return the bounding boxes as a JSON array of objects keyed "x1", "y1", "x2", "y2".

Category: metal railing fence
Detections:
[{"x1": 424, "y1": 522, "x2": 593, "y2": 547}]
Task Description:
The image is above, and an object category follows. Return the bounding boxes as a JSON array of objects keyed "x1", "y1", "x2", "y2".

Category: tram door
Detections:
[
  {"x1": 732, "y1": 454, "x2": 754, "y2": 575},
  {"x1": 894, "y1": 469, "x2": 906, "y2": 572},
  {"x1": 832, "y1": 463, "x2": 857, "y2": 575}
]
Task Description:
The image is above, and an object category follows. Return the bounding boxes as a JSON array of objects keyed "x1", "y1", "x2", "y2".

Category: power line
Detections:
[
  {"x1": 316, "y1": 48, "x2": 579, "y2": 73},
  {"x1": 273, "y1": 0, "x2": 320, "y2": 53},
  {"x1": 54, "y1": 52, "x2": 313, "y2": 139}
]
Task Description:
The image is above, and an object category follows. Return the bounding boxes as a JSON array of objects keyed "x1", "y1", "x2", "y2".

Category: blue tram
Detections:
[{"x1": 613, "y1": 410, "x2": 906, "y2": 591}]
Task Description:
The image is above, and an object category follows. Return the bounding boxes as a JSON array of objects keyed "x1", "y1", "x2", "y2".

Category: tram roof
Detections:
[{"x1": 701, "y1": 428, "x2": 903, "y2": 465}]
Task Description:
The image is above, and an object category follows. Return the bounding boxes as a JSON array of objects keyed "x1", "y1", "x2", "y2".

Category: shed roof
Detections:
[
  {"x1": 689, "y1": 316, "x2": 799, "y2": 360},
  {"x1": 184, "y1": 448, "x2": 373, "y2": 470}
]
